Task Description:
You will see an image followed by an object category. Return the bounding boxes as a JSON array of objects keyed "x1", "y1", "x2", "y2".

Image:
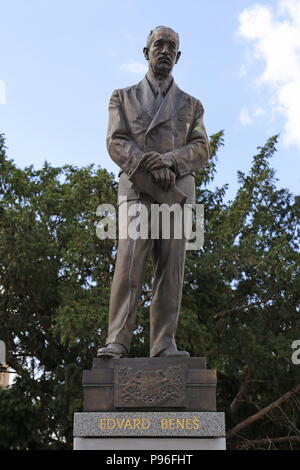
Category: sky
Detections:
[{"x1": 0, "y1": 0, "x2": 300, "y2": 201}]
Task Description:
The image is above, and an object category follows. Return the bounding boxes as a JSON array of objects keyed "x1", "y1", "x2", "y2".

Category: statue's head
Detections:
[{"x1": 143, "y1": 26, "x2": 181, "y2": 78}]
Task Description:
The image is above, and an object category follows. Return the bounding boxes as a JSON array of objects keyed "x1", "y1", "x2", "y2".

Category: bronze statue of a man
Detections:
[{"x1": 98, "y1": 26, "x2": 210, "y2": 359}]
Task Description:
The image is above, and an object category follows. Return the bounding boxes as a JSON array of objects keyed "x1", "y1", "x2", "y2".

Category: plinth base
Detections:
[
  {"x1": 76, "y1": 357, "x2": 226, "y2": 451},
  {"x1": 73, "y1": 411, "x2": 226, "y2": 450},
  {"x1": 74, "y1": 437, "x2": 226, "y2": 450},
  {"x1": 83, "y1": 357, "x2": 216, "y2": 412}
]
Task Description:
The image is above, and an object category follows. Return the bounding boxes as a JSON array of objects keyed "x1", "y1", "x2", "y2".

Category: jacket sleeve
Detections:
[
  {"x1": 106, "y1": 89, "x2": 144, "y2": 176},
  {"x1": 164, "y1": 99, "x2": 211, "y2": 177}
]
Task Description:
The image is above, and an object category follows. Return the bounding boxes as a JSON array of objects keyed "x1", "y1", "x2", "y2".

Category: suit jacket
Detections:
[{"x1": 106, "y1": 76, "x2": 210, "y2": 204}]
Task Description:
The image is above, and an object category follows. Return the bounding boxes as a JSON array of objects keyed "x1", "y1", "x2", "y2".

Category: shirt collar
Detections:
[{"x1": 145, "y1": 70, "x2": 173, "y2": 97}]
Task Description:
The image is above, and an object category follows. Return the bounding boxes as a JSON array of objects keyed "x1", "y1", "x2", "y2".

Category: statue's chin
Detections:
[{"x1": 152, "y1": 63, "x2": 172, "y2": 77}]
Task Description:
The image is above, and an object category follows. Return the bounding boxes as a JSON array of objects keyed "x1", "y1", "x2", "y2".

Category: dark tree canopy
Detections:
[{"x1": 0, "y1": 132, "x2": 299, "y2": 450}]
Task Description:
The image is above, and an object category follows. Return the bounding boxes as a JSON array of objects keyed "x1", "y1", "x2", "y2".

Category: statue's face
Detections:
[{"x1": 144, "y1": 27, "x2": 181, "y2": 77}]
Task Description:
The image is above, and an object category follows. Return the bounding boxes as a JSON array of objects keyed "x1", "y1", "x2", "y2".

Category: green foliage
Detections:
[
  {"x1": 0, "y1": 131, "x2": 299, "y2": 450},
  {"x1": 0, "y1": 133, "x2": 116, "y2": 448},
  {"x1": 181, "y1": 133, "x2": 300, "y2": 449}
]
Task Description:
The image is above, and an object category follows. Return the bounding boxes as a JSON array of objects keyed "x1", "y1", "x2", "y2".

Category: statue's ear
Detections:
[
  {"x1": 143, "y1": 47, "x2": 149, "y2": 61},
  {"x1": 175, "y1": 51, "x2": 181, "y2": 64}
]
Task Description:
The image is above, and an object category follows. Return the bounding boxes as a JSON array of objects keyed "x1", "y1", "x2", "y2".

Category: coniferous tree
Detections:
[{"x1": 0, "y1": 132, "x2": 299, "y2": 449}]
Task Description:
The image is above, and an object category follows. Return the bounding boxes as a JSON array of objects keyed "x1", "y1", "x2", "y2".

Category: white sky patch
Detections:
[
  {"x1": 238, "y1": 0, "x2": 300, "y2": 151},
  {"x1": 239, "y1": 107, "x2": 253, "y2": 125},
  {"x1": 239, "y1": 105, "x2": 266, "y2": 125},
  {"x1": 119, "y1": 61, "x2": 148, "y2": 75},
  {"x1": 0, "y1": 80, "x2": 5, "y2": 104},
  {"x1": 239, "y1": 65, "x2": 247, "y2": 77},
  {"x1": 253, "y1": 107, "x2": 266, "y2": 117}
]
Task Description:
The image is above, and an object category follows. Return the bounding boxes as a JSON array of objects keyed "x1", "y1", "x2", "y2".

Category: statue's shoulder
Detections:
[
  {"x1": 111, "y1": 81, "x2": 142, "y2": 98},
  {"x1": 176, "y1": 86, "x2": 204, "y2": 110}
]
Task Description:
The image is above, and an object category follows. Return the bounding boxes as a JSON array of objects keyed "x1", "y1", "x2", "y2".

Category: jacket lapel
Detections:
[
  {"x1": 135, "y1": 77, "x2": 155, "y2": 118},
  {"x1": 135, "y1": 77, "x2": 187, "y2": 135}
]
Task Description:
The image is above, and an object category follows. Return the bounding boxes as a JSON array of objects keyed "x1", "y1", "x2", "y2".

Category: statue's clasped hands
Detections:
[{"x1": 140, "y1": 152, "x2": 176, "y2": 191}]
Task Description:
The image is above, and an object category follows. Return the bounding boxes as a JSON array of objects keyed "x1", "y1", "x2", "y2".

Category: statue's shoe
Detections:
[
  {"x1": 156, "y1": 347, "x2": 190, "y2": 357},
  {"x1": 97, "y1": 343, "x2": 128, "y2": 358}
]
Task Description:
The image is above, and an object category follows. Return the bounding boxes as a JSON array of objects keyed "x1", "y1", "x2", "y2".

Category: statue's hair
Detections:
[{"x1": 146, "y1": 26, "x2": 180, "y2": 49}]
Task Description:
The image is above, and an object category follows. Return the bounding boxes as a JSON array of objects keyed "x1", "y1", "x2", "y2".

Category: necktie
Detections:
[
  {"x1": 151, "y1": 84, "x2": 164, "y2": 116},
  {"x1": 156, "y1": 84, "x2": 165, "y2": 107}
]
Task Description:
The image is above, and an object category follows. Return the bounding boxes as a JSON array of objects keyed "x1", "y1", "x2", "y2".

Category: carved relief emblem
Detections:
[{"x1": 115, "y1": 365, "x2": 186, "y2": 408}]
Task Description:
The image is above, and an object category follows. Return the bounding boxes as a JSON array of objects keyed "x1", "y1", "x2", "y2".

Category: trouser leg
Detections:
[
  {"x1": 105, "y1": 200, "x2": 152, "y2": 351},
  {"x1": 149, "y1": 209, "x2": 187, "y2": 357}
]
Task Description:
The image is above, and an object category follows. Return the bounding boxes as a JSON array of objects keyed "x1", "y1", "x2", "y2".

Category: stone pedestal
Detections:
[
  {"x1": 83, "y1": 357, "x2": 216, "y2": 412},
  {"x1": 74, "y1": 357, "x2": 226, "y2": 450},
  {"x1": 73, "y1": 411, "x2": 226, "y2": 450}
]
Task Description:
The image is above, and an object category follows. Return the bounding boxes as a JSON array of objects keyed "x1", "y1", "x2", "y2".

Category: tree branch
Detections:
[
  {"x1": 226, "y1": 383, "x2": 300, "y2": 439},
  {"x1": 213, "y1": 295, "x2": 271, "y2": 320},
  {"x1": 229, "y1": 369, "x2": 251, "y2": 414},
  {"x1": 233, "y1": 435, "x2": 300, "y2": 449}
]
